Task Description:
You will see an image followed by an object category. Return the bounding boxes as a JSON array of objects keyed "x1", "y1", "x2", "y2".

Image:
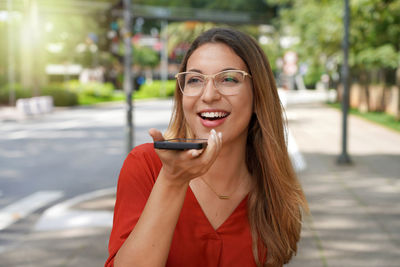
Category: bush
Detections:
[
  {"x1": 41, "y1": 84, "x2": 78, "y2": 106},
  {"x1": 64, "y1": 80, "x2": 114, "y2": 98},
  {"x1": 0, "y1": 83, "x2": 32, "y2": 104},
  {"x1": 135, "y1": 80, "x2": 176, "y2": 99}
]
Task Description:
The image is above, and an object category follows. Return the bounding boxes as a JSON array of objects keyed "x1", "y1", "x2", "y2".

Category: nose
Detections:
[{"x1": 200, "y1": 78, "x2": 221, "y2": 102}]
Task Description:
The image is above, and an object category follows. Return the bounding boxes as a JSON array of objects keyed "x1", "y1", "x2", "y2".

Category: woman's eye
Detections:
[
  {"x1": 222, "y1": 76, "x2": 238, "y2": 83},
  {"x1": 187, "y1": 77, "x2": 203, "y2": 84}
]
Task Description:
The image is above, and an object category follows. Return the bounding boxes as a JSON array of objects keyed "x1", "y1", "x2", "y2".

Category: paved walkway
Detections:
[
  {"x1": 1, "y1": 101, "x2": 399, "y2": 266},
  {"x1": 287, "y1": 103, "x2": 400, "y2": 267}
]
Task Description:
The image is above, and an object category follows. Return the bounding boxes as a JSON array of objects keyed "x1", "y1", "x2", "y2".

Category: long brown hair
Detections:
[{"x1": 167, "y1": 28, "x2": 308, "y2": 266}]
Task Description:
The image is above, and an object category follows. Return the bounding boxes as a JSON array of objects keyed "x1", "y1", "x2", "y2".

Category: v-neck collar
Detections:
[{"x1": 187, "y1": 186, "x2": 248, "y2": 232}]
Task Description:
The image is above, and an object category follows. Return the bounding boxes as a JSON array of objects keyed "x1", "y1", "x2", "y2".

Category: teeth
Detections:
[{"x1": 200, "y1": 112, "x2": 228, "y2": 118}]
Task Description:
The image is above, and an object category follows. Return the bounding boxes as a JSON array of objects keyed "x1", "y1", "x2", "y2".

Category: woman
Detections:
[{"x1": 106, "y1": 27, "x2": 308, "y2": 267}]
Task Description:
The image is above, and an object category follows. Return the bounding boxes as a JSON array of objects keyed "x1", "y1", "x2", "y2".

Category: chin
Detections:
[{"x1": 192, "y1": 129, "x2": 209, "y2": 139}]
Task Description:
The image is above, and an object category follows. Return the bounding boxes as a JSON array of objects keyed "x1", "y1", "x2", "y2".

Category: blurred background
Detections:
[{"x1": 0, "y1": 0, "x2": 399, "y2": 266}]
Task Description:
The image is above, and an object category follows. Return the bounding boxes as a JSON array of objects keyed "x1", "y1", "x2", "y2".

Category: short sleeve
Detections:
[{"x1": 105, "y1": 143, "x2": 162, "y2": 267}]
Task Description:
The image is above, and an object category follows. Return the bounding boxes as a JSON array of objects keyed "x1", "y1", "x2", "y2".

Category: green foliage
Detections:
[
  {"x1": 166, "y1": 22, "x2": 217, "y2": 56},
  {"x1": 134, "y1": 0, "x2": 272, "y2": 12},
  {"x1": 276, "y1": 0, "x2": 343, "y2": 75},
  {"x1": 274, "y1": 0, "x2": 400, "y2": 86},
  {"x1": 0, "y1": 80, "x2": 121, "y2": 106},
  {"x1": 134, "y1": 80, "x2": 176, "y2": 99},
  {"x1": 0, "y1": 84, "x2": 32, "y2": 105},
  {"x1": 303, "y1": 64, "x2": 325, "y2": 88},
  {"x1": 260, "y1": 31, "x2": 283, "y2": 73},
  {"x1": 133, "y1": 45, "x2": 160, "y2": 68},
  {"x1": 355, "y1": 44, "x2": 398, "y2": 69},
  {"x1": 64, "y1": 80, "x2": 115, "y2": 98},
  {"x1": 350, "y1": 0, "x2": 400, "y2": 72},
  {"x1": 41, "y1": 84, "x2": 79, "y2": 107},
  {"x1": 44, "y1": 13, "x2": 109, "y2": 68}
]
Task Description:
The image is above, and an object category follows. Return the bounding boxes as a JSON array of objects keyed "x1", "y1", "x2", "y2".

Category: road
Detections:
[{"x1": 0, "y1": 99, "x2": 172, "y2": 234}]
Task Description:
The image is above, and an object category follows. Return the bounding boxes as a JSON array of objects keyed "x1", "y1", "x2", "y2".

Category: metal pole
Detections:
[
  {"x1": 31, "y1": 0, "x2": 40, "y2": 97},
  {"x1": 7, "y1": 0, "x2": 15, "y2": 106},
  {"x1": 337, "y1": 0, "x2": 352, "y2": 164},
  {"x1": 123, "y1": 0, "x2": 134, "y2": 152},
  {"x1": 160, "y1": 20, "x2": 168, "y2": 97}
]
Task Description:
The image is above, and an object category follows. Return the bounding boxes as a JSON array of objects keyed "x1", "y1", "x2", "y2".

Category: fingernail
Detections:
[
  {"x1": 218, "y1": 132, "x2": 222, "y2": 140},
  {"x1": 211, "y1": 129, "x2": 216, "y2": 135},
  {"x1": 192, "y1": 150, "x2": 199, "y2": 157}
]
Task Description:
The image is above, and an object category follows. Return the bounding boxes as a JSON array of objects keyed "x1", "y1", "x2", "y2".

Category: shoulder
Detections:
[
  {"x1": 121, "y1": 143, "x2": 162, "y2": 183},
  {"x1": 129, "y1": 142, "x2": 156, "y2": 155},
  {"x1": 119, "y1": 143, "x2": 162, "y2": 187},
  {"x1": 128, "y1": 143, "x2": 159, "y2": 159}
]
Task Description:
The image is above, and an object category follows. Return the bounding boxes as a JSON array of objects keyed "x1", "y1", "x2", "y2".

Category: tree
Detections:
[
  {"x1": 270, "y1": 0, "x2": 343, "y2": 87},
  {"x1": 133, "y1": 45, "x2": 160, "y2": 69},
  {"x1": 269, "y1": 0, "x2": 400, "y2": 90},
  {"x1": 350, "y1": 0, "x2": 400, "y2": 83},
  {"x1": 133, "y1": 0, "x2": 272, "y2": 13}
]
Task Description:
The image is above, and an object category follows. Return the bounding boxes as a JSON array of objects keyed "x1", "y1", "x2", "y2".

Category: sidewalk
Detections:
[
  {"x1": 1, "y1": 102, "x2": 399, "y2": 266},
  {"x1": 0, "y1": 190, "x2": 115, "y2": 266},
  {"x1": 287, "y1": 103, "x2": 400, "y2": 267}
]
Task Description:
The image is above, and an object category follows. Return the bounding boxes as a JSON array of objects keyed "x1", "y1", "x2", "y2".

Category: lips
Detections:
[
  {"x1": 197, "y1": 109, "x2": 230, "y2": 127},
  {"x1": 199, "y1": 111, "x2": 229, "y2": 120}
]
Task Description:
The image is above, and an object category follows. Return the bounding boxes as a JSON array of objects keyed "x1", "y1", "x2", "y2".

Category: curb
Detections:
[{"x1": 34, "y1": 187, "x2": 116, "y2": 232}]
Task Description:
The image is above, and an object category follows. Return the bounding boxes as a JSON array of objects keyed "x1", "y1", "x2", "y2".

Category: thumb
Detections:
[{"x1": 148, "y1": 128, "x2": 165, "y2": 142}]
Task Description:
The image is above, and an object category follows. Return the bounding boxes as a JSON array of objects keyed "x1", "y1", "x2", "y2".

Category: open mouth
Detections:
[{"x1": 198, "y1": 111, "x2": 230, "y2": 121}]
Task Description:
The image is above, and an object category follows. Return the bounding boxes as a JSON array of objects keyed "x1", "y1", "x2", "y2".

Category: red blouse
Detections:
[{"x1": 105, "y1": 143, "x2": 257, "y2": 267}]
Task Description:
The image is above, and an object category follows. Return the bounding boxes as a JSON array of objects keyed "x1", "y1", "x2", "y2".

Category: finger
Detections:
[
  {"x1": 200, "y1": 129, "x2": 218, "y2": 163},
  {"x1": 208, "y1": 129, "x2": 217, "y2": 150},
  {"x1": 148, "y1": 128, "x2": 164, "y2": 142},
  {"x1": 211, "y1": 131, "x2": 222, "y2": 160},
  {"x1": 188, "y1": 148, "x2": 204, "y2": 158},
  {"x1": 190, "y1": 149, "x2": 200, "y2": 158},
  {"x1": 217, "y1": 132, "x2": 223, "y2": 151}
]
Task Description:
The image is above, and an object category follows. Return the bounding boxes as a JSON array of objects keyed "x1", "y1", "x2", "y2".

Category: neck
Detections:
[{"x1": 202, "y1": 135, "x2": 251, "y2": 191}]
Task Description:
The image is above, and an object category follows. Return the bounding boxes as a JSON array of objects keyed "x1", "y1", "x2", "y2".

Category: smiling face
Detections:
[{"x1": 182, "y1": 42, "x2": 254, "y2": 146}]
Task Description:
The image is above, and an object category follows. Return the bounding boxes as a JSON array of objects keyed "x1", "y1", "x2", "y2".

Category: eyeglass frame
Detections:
[{"x1": 174, "y1": 70, "x2": 252, "y2": 96}]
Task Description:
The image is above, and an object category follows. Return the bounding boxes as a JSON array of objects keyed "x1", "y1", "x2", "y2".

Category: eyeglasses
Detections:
[{"x1": 175, "y1": 70, "x2": 252, "y2": 96}]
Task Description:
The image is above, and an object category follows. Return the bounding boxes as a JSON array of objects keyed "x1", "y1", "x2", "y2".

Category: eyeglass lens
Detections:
[{"x1": 177, "y1": 71, "x2": 245, "y2": 96}]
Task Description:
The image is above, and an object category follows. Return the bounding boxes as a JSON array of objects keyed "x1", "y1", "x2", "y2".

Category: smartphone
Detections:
[{"x1": 154, "y1": 138, "x2": 208, "y2": 150}]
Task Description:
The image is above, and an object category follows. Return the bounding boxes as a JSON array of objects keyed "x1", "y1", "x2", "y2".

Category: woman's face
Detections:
[{"x1": 182, "y1": 42, "x2": 254, "y2": 146}]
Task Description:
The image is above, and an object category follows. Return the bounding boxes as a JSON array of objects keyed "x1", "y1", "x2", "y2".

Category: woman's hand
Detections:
[
  {"x1": 115, "y1": 129, "x2": 222, "y2": 267},
  {"x1": 149, "y1": 128, "x2": 222, "y2": 187}
]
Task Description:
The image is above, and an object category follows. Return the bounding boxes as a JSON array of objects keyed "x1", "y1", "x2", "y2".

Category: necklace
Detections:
[{"x1": 200, "y1": 177, "x2": 244, "y2": 200}]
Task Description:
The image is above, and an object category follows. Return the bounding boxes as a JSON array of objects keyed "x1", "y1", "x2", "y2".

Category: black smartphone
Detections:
[{"x1": 154, "y1": 138, "x2": 208, "y2": 150}]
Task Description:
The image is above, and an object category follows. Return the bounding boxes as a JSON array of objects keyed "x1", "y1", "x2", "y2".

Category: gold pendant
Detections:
[{"x1": 218, "y1": 195, "x2": 229, "y2": 200}]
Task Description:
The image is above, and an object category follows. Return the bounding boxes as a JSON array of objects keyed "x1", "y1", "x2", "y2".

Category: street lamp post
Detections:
[
  {"x1": 337, "y1": 0, "x2": 352, "y2": 164},
  {"x1": 160, "y1": 20, "x2": 168, "y2": 97},
  {"x1": 7, "y1": 0, "x2": 15, "y2": 106},
  {"x1": 123, "y1": 0, "x2": 134, "y2": 153}
]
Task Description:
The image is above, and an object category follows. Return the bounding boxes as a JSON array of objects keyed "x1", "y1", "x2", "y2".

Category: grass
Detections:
[{"x1": 327, "y1": 102, "x2": 400, "y2": 133}]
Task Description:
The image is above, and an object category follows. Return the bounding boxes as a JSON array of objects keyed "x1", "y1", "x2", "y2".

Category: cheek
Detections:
[
  {"x1": 182, "y1": 97, "x2": 190, "y2": 116},
  {"x1": 182, "y1": 97, "x2": 196, "y2": 123},
  {"x1": 242, "y1": 88, "x2": 254, "y2": 115},
  {"x1": 238, "y1": 89, "x2": 254, "y2": 126}
]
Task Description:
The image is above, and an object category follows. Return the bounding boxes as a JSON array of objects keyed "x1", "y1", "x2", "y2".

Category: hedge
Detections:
[
  {"x1": 41, "y1": 85, "x2": 79, "y2": 106},
  {"x1": 134, "y1": 80, "x2": 176, "y2": 99},
  {"x1": 0, "y1": 84, "x2": 32, "y2": 104}
]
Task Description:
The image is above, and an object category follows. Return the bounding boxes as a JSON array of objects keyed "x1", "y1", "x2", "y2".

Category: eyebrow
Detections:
[{"x1": 186, "y1": 67, "x2": 241, "y2": 73}]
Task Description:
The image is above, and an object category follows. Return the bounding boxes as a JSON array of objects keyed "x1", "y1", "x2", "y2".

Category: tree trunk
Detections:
[
  {"x1": 396, "y1": 67, "x2": 400, "y2": 120},
  {"x1": 359, "y1": 71, "x2": 370, "y2": 113},
  {"x1": 379, "y1": 69, "x2": 387, "y2": 112}
]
